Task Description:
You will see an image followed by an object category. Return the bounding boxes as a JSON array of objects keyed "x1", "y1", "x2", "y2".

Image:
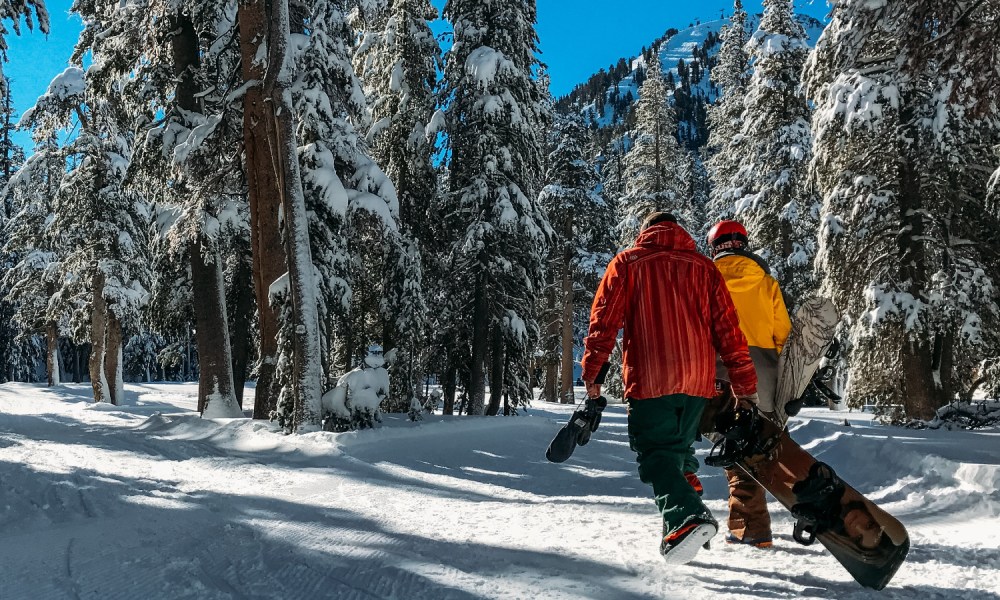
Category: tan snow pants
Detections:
[{"x1": 725, "y1": 467, "x2": 772, "y2": 541}]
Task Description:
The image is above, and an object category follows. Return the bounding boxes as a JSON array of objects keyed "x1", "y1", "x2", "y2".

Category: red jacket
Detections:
[{"x1": 581, "y1": 223, "x2": 757, "y2": 399}]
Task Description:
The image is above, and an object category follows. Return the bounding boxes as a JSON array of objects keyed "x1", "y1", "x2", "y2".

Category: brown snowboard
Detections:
[{"x1": 701, "y1": 390, "x2": 909, "y2": 590}]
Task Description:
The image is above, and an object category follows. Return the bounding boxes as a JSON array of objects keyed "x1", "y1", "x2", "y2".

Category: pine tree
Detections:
[
  {"x1": 272, "y1": 0, "x2": 406, "y2": 429},
  {"x1": 617, "y1": 50, "x2": 693, "y2": 245},
  {"x1": 441, "y1": 0, "x2": 551, "y2": 415},
  {"x1": 705, "y1": 0, "x2": 749, "y2": 221},
  {"x1": 538, "y1": 115, "x2": 614, "y2": 403},
  {"x1": 731, "y1": 0, "x2": 817, "y2": 304},
  {"x1": 352, "y1": 0, "x2": 438, "y2": 408},
  {"x1": 1, "y1": 135, "x2": 63, "y2": 385},
  {"x1": 21, "y1": 65, "x2": 149, "y2": 405},
  {"x1": 806, "y1": 0, "x2": 1000, "y2": 421}
]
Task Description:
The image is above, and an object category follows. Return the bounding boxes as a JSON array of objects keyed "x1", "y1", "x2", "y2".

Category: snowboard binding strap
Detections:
[
  {"x1": 704, "y1": 403, "x2": 778, "y2": 468},
  {"x1": 790, "y1": 462, "x2": 847, "y2": 546}
]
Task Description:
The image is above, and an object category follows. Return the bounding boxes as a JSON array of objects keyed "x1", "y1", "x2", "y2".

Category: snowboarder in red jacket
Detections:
[{"x1": 581, "y1": 212, "x2": 758, "y2": 565}]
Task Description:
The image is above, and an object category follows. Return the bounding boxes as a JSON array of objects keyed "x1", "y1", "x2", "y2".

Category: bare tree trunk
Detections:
[
  {"x1": 229, "y1": 254, "x2": 254, "y2": 407},
  {"x1": 239, "y1": 0, "x2": 286, "y2": 420},
  {"x1": 191, "y1": 237, "x2": 242, "y2": 417},
  {"x1": 468, "y1": 272, "x2": 488, "y2": 415},
  {"x1": 559, "y1": 235, "x2": 575, "y2": 404},
  {"x1": 104, "y1": 310, "x2": 123, "y2": 406},
  {"x1": 486, "y1": 325, "x2": 503, "y2": 416},
  {"x1": 542, "y1": 278, "x2": 558, "y2": 403},
  {"x1": 897, "y1": 146, "x2": 939, "y2": 420},
  {"x1": 89, "y1": 273, "x2": 109, "y2": 403},
  {"x1": 442, "y1": 349, "x2": 457, "y2": 415},
  {"x1": 264, "y1": 0, "x2": 324, "y2": 429},
  {"x1": 46, "y1": 321, "x2": 59, "y2": 387},
  {"x1": 171, "y1": 10, "x2": 242, "y2": 418}
]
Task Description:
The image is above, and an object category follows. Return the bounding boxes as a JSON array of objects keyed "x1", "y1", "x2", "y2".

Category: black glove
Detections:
[{"x1": 574, "y1": 396, "x2": 607, "y2": 446}]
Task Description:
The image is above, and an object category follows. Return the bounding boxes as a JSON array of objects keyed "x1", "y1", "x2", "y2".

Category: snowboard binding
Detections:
[
  {"x1": 790, "y1": 461, "x2": 847, "y2": 545},
  {"x1": 786, "y1": 339, "x2": 843, "y2": 416},
  {"x1": 545, "y1": 396, "x2": 608, "y2": 463},
  {"x1": 704, "y1": 402, "x2": 778, "y2": 468}
]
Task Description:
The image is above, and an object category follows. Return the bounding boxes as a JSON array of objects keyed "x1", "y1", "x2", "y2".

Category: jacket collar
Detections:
[
  {"x1": 633, "y1": 223, "x2": 697, "y2": 252},
  {"x1": 714, "y1": 249, "x2": 772, "y2": 276}
]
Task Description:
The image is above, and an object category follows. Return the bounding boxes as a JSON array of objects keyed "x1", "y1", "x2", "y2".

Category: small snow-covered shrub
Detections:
[{"x1": 321, "y1": 348, "x2": 388, "y2": 432}]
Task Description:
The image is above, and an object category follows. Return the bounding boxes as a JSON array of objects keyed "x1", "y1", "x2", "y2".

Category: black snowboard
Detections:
[{"x1": 545, "y1": 396, "x2": 607, "y2": 463}]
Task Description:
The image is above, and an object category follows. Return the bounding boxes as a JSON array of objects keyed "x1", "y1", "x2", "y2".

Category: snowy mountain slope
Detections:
[
  {"x1": 567, "y1": 14, "x2": 826, "y2": 142},
  {"x1": 0, "y1": 382, "x2": 998, "y2": 599}
]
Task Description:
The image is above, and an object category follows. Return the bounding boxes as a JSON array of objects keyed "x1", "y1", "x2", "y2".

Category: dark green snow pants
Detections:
[{"x1": 627, "y1": 394, "x2": 714, "y2": 536}]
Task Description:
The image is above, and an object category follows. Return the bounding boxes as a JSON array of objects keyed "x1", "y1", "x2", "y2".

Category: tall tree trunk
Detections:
[
  {"x1": 239, "y1": 0, "x2": 286, "y2": 420},
  {"x1": 486, "y1": 325, "x2": 503, "y2": 416},
  {"x1": 468, "y1": 271, "x2": 489, "y2": 415},
  {"x1": 559, "y1": 231, "x2": 575, "y2": 404},
  {"x1": 897, "y1": 146, "x2": 938, "y2": 420},
  {"x1": 46, "y1": 321, "x2": 59, "y2": 387},
  {"x1": 542, "y1": 280, "x2": 558, "y2": 403},
  {"x1": 263, "y1": 0, "x2": 324, "y2": 429},
  {"x1": 229, "y1": 254, "x2": 254, "y2": 407},
  {"x1": 191, "y1": 237, "x2": 243, "y2": 417},
  {"x1": 104, "y1": 310, "x2": 123, "y2": 406},
  {"x1": 442, "y1": 352, "x2": 457, "y2": 416},
  {"x1": 73, "y1": 344, "x2": 82, "y2": 384},
  {"x1": 172, "y1": 11, "x2": 242, "y2": 418},
  {"x1": 89, "y1": 272, "x2": 109, "y2": 402}
]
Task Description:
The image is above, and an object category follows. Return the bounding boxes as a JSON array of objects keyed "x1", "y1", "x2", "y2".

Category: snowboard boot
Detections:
[
  {"x1": 660, "y1": 516, "x2": 718, "y2": 565},
  {"x1": 725, "y1": 533, "x2": 773, "y2": 549},
  {"x1": 683, "y1": 473, "x2": 711, "y2": 549}
]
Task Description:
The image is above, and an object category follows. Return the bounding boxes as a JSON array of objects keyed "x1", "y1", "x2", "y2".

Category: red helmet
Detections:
[{"x1": 707, "y1": 220, "x2": 749, "y2": 251}]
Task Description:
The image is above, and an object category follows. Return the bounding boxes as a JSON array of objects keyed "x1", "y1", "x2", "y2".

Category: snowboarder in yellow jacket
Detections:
[{"x1": 709, "y1": 220, "x2": 792, "y2": 548}]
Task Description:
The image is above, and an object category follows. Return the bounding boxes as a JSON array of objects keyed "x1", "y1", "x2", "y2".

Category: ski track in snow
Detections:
[{"x1": 0, "y1": 383, "x2": 998, "y2": 599}]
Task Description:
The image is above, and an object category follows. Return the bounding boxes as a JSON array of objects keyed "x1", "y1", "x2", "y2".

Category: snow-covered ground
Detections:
[{"x1": 1, "y1": 383, "x2": 998, "y2": 599}]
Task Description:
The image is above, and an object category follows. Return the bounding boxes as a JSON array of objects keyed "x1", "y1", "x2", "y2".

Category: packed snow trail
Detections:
[{"x1": 0, "y1": 383, "x2": 998, "y2": 599}]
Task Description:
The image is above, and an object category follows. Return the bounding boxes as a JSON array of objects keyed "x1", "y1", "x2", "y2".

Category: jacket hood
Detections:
[
  {"x1": 634, "y1": 223, "x2": 697, "y2": 252},
  {"x1": 715, "y1": 253, "x2": 769, "y2": 293}
]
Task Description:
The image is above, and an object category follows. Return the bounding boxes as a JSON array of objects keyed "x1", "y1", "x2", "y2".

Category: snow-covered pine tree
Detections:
[
  {"x1": 279, "y1": 0, "x2": 403, "y2": 429},
  {"x1": 730, "y1": 0, "x2": 817, "y2": 304},
  {"x1": 617, "y1": 50, "x2": 693, "y2": 245},
  {"x1": 806, "y1": 0, "x2": 1000, "y2": 421},
  {"x1": 538, "y1": 115, "x2": 614, "y2": 404},
  {"x1": 0, "y1": 2, "x2": 49, "y2": 382},
  {"x1": 705, "y1": 0, "x2": 749, "y2": 222},
  {"x1": 352, "y1": 0, "x2": 438, "y2": 409},
  {"x1": 441, "y1": 0, "x2": 551, "y2": 416},
  {"x1": 21, "y1": 65, "x2": 149, "y2": 405},
  {"x1": 1, "y1": 134, "x2": 62, "y2": 385},
  {"x1": 65, "y1": 0, "x2": 249, "y2": 416}
]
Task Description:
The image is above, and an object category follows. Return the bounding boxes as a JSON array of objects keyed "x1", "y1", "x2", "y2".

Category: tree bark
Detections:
[
  {"x1": 103, "y1": 310, "x2": 123, "y2": 406},
  {"x1": 897, "y1": 145, "x2": 939, "y2": 420},
  {"x1": 229, "y1": 254, "x2": 254, "y2": 407},
  {"x1": 172, "y1": 10, "x2": 242, "y2": 418},
  {"x1": 559, "y1": 231, "x2": 576, "y2": 404},
  {"x1": 46, "y1": 321, "x2": 59, "y2": 387},
  {"x1": 442, "y1": 348, "x2": 457, "y2": 415},
  {"x1": 486, "y1": 325, "x2": 503, "y2": 416},
  {"x1": 239, "y1": 0, "x2": 286, "y2": 420},
  {"x1": 263, "y1": 0, "x2": 324, "y2": 429},
  {"x1": 543, "y1": 283, "x2": 558, "y2": 403},
  {"x1": 89, "y1": 272, "x2": 109, "y2": 403},
  {"x1": 191, "y1": 236, "x2": 242, "y2": 417},
  {"x1": 467, "y1": 271, "x2": 489, "y2": 415}
]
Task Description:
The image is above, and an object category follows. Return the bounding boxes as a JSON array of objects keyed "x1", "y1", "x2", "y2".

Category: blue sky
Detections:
[{"x1": 4, "y1": 0, "x2": 829, "y2": 150}]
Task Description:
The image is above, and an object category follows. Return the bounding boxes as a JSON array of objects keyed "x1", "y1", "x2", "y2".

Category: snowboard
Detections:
[
  {"x1": 701, "y1": 389, "x2": 910, "y2": 591},
  {"x1": 773, "y1": 296, "x2": 840, "y2": 424},
  {"x1": 545, "y1": 396, "x2": 607, "y2": 463}
]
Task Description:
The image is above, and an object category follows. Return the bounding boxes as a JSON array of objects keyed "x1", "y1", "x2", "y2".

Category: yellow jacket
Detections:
[{"x1": 714, "y1": 252, "x2": 791, "y2": 353}]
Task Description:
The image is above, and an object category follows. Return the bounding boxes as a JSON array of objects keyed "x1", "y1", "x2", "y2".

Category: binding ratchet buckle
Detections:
[{"x1": 705, "y1": 403, "x2": 776, "y2": 468}]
